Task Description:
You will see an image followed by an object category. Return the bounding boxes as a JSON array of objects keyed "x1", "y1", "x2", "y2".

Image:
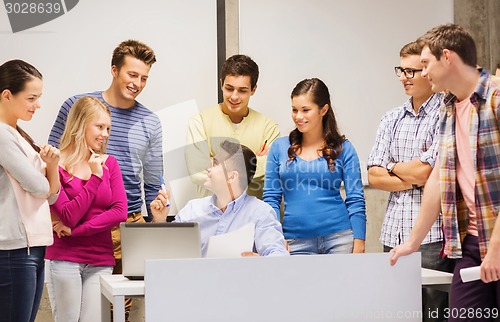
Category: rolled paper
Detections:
[{"x1": 460, "y1": 266, "x2": 481, "y2": 283}]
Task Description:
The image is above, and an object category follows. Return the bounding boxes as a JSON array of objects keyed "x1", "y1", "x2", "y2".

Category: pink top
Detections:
[
  {"x1": 46, "y1": 156, "x2": 127, "y2": 266},
  {"x1": 454, "y1": 98, "x2": 478, "y2": 236}
]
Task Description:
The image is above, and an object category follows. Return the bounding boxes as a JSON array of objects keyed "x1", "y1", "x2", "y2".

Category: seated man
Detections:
[{"x1": 151, "y1": 140, "x2": 288, "y2": 257}]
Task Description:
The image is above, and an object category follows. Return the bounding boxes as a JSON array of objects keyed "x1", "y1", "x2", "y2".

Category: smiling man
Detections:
[
  {"x1": 391, "y1": 24, "x2": 500, "y2": 321},
  {"x1": 48, "y1": 39, "x2": 162, "y2": 322},
  {"x1": 153, "y1": 140, "x2": 288, "y2": 257},
  {"x1": 186, "y1": 54, "x2": 280, "y2": 199},
  {"x1": 367, "y1": 41, "x2": 454, "y2": 321}
]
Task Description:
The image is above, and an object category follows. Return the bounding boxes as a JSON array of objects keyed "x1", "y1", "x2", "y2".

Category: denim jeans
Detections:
[
  {"x1": 385, "y1": 241, "x2": 455, "y2": 322},
  {"x1": 287, "y1": 229, "x2": 354, "y2": 255},
  {"x1": 0, "y1": 246, "x2": 46, "y2": 322},
  {"x1": 46, "y1": 260, "x2": 113, "y2": 322}
]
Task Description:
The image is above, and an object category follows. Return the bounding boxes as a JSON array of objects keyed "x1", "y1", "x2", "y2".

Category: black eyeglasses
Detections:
[{"x1": 394, "y1": 67, "x2": 423, "y2": 79}]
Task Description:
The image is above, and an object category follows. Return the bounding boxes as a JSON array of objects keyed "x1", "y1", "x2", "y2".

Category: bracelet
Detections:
[{"x1": 386, "y1": 161, "x2": 397, "y2": 173}]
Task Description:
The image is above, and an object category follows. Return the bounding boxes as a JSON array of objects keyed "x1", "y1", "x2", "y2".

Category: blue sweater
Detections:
[{"x1": 263, "y1": 137, "x2": 366, "y2": 240}]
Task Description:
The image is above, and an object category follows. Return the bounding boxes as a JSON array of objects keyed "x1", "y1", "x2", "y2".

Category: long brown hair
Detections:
[
  {"x1": 0, "y1": 59, "x2": 43, "y2": 152},
  {"x1": 287, "y1": 78, "x2": 345, "y2": 171}
]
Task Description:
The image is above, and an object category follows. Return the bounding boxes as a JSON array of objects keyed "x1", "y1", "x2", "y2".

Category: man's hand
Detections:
[
  {"x1": 480, "y1": 247, "x2": 500, "y2": 283},
  {"x1": 390, "y1": 241, "x2": 418, "y2": 266},
  {"x1": 150, "y1": 190, "x2": 171, "y2": 222},
  {"x1": 256, "y1": 141, "x2": 270, "y2": 157}
]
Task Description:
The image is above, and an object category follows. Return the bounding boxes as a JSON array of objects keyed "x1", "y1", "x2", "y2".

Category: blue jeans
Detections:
[
  {"x1": 287, "y1": 229, "x2": 354, "y2": 255},
  {"x1": 0, "y1": 246, "x2": 46, "y2": 322},
  {"x1": 46, "y1": 260, "x2": 113, "y2": 322}
]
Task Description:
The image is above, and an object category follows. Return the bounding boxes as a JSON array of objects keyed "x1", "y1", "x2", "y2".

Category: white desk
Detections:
[
  {"x1": 100, "y1": 268, "x2": 454, "y2": 322},
  {"x1": 100, "y1": 275, "x2": 144, "y2": 322},
  {"x1": 421, "y1": 267, "x2": 454, "y2": 292}
]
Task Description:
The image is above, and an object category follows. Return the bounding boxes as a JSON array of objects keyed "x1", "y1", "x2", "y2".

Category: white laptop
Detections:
[{"x1": 120, "y1": 222, "x2": 202, "y2": 280}]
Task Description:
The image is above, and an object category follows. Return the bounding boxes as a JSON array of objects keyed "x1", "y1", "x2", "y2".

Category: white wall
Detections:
[
  {"x1": 239, "y1": 0, "x2": 454, "y2": 182},
  {"x1": 0, "y1": 0, "x2": 218, "y2": 210},
  {"x1": 0, "y1": 0, "x2": 218, "y2": 154},
  {"x1": 1, "y1": 0, "x2": 454, "y2": 202},
  {"x1": 0, "y1": 0, "x2": 217, "y2": 155}
]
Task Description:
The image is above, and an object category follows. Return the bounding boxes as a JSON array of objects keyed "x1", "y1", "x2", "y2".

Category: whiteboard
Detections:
[
  {"x1": 239, "y1": 0, "x2": 453, "y2": 181},
  {"x1": 0, "y1": 0, "x2": 218, "y2": 150},
  {"x1": 0, "y1": 0, "x2": 218, "y2": 211},
  {"x1": 145, "y1": 253, "x2": 422, "y2": 321}
]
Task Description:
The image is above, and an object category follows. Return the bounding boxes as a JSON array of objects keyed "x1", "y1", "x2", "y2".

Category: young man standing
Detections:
[
  {"x1": 185, "y1": 54, "x2": 280, "y2": 199},
  {"x1": 391, "y1": 24, "x2": 500, "y2": 321},
  {"x1": 153, "y1": 140, "x2": 288, "y2": 257},
  {"x1": 48, "y1": 39, "x2": 162, "y2": 322},
  {"x1": 368, "y1": 41, "x2": 454, "y2": 321}
]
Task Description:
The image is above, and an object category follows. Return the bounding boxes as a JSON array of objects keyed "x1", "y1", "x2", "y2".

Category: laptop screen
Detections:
[{"x1": 120, "y1": 222, "x2": 202, "y2": 279}]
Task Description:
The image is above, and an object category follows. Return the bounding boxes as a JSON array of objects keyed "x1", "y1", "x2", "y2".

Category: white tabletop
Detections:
[
  {"x1": 100, "y1": 274, "x2": 144, "y2": 297},
  {"x1": 421, "y1": 268, "x2": 453, "y2": 285},
  {"x1": 101, "y1": 267, "x2": 453, "y2": 297}
]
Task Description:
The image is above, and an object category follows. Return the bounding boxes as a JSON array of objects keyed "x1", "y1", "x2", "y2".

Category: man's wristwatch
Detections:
[{"x1": 386, "y1": 161, "x2": 397, "y2": 174}]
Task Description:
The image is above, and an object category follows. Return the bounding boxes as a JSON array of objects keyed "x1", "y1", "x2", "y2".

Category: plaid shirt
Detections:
[
  {"x1": 368, "y1": 93, "x2": 443, "y2": 247},
  {"x1": 440, "y1": 70, "x2": 500, "y2": 259}
]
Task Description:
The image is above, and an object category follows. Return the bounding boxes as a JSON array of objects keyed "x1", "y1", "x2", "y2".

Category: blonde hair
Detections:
[{"x1": 59, "y1": 96, "x2": 110, "y2": 175}]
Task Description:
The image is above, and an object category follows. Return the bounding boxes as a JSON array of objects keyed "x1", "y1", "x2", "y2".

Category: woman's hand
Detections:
[
  {"x1": 353, "y1": 238, "x2": 365, "y2": 253},
  {"x1": 150, "y1": 190, "x2": 171, "y2": 222},
  {"x1": 39, "y1": 144, "x2": 60, "y2": 168},
  {"x1": 88, "y1": 152, "x2": 104, "y2": 178},
  {"x1": 52, "y1": 220, "x2": 72, "y2": 238}
]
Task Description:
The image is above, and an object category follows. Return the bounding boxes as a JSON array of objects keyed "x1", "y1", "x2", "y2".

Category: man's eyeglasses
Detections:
[{"x1": 394, "y1": 67, "x2": 423, "y2": 79}]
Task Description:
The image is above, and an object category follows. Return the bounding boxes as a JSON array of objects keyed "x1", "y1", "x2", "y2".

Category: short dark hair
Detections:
[
  {"x1": 219, "y1": 140, "x2": 256, "y2": 189},
  {"x1": 111, "y1": 39, "x2": 157, "y2": 70},
  {"x1": 417, "y1": 23, "x2": 477, "y2": 68},
  {"x1": 220, "y1": 55, "x2": 259, "y2": 90},
  {"x1": 400, "y1": 41, "x2": 421, "y2": 57}
]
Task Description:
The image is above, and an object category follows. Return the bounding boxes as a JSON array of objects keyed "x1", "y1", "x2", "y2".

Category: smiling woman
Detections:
[
  {"x1": 263, "y1": 78, "x2": 367, "y2": 256},
  {"x1": 0, "y1": 59, "x2": 60, "y2": 322},
  {"x1": 45, "y1": 96, "x2": 127, "y2": 322}
]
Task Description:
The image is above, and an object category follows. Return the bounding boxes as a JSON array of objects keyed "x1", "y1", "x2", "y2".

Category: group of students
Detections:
[
  {"x1": 0, "y1": 41, "x2": 160, "y2": 322},
  {"x1": 1, "y1": 23, "x2": 499, "y2": 322}
]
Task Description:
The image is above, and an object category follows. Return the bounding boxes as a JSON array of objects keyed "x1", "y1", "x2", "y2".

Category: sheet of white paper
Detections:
[
  {"x1": 206, "y1": 223, "x2": 255, "y2": 258},
  {"x1": 460, "y1": 266, "x2": 481, "y2": 283}
]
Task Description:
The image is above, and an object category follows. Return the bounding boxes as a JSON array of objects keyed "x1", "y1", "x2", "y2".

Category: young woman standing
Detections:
[
  {"x1": 264, "y1": 78, "x2": 366, "y2": 255},
  {"x1": 0, "y1": 59, "x2": 60, "y2": 322}
]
